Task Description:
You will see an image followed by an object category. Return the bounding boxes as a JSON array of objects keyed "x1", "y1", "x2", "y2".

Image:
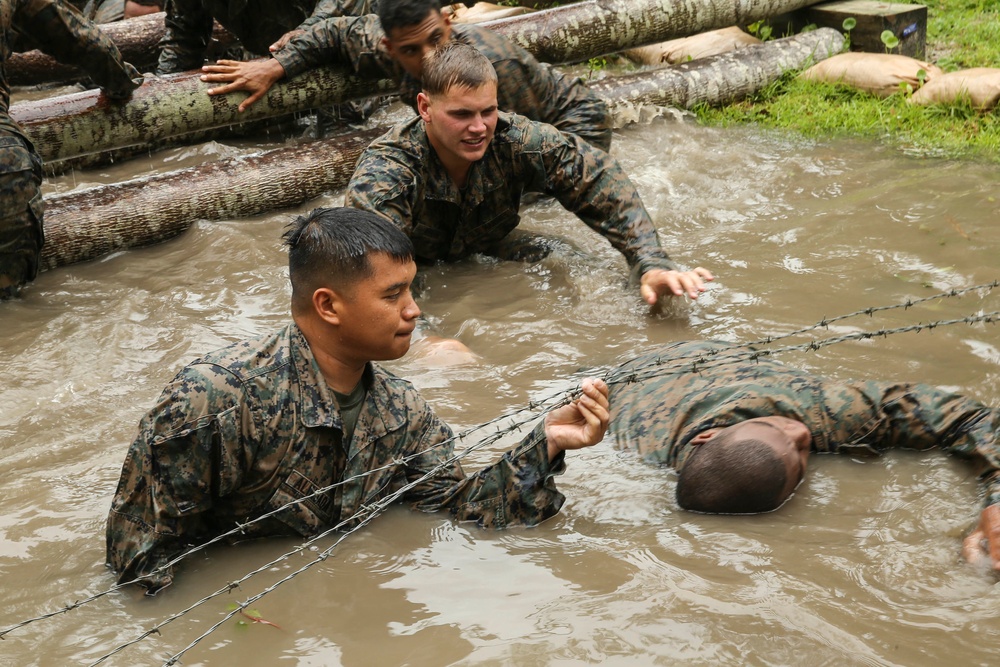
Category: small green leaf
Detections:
[{"x1": 842, "y1": 17, "x2": 857, "y2": 31}]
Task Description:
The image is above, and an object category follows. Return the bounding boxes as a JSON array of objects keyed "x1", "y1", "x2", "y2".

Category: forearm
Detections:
[
  {"x1": 408, "y1": 423, "x2": 566, "y2": 529},
  {"x1": 297, "y1": 0, "x2": 372, "y2": 30},
  {"x1": 272, "y1": 15, "x2": 386, "y2": 79}
]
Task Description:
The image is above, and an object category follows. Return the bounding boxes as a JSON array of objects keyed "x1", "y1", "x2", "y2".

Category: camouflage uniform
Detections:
[
  {"x1": 0, "y1": 0, "x2": 140, "y2": 299},
  {"x1": 272, "y1": 15, "x2": 612, "y2": 150},
  {"x1": 157, "y1": 0, "x2": 320, "y2": 73},
  {"x1": 297, "y1": 0, "x2": 376, "y2": 29},
  {"x1": 346, "y1": 112, "x2": 676, "y2": 276},
  {"x1": 106, "y1": 323, "x2": 566, "y2": 592},
  {"x1": 608, "y1": 340, "x2": 1000, "y2": 508}
]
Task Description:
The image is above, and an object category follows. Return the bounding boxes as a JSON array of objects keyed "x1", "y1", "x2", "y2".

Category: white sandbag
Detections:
[
  {"x1": 447, "y1": 2, "x2": 535, "y2": 23},
  {"x1": 798, "y1": 52, "x2": 944, "y2": 98},
  {"x1": 909, "y1": 67, "x2": 1000, "y2": 109},
  {"x1": 625, "y1": 27, "x2": 760, "y2": 65}
]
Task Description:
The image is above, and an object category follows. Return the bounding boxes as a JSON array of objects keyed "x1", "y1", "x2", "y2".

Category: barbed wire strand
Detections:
[{"x1": 1, "y1": 285, "x2": 995, "y2": 659}]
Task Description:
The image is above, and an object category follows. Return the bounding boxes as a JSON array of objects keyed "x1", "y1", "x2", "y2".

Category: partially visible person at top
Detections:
[
  {"x1": 0, "y1": 0, "x2": 140, "y2": 300},
  {"x1": 78, "y1": 0, "x2": 162, "y2": 24},
  {"x1": 106, "y1": 206, "x2": 610, "y2": 594},
  {"x1": 346, "y1": 41, "x2": 713, "y2": 305},
  {"x1": 155, "y1": 0, "x2": 375, "y2": 75},
  {"x1": 607, "y1": 339, "x2": 1000, "y2": 570},
  {"x1": 198, "y1": 0, "x2": 613, "y2": 150}
]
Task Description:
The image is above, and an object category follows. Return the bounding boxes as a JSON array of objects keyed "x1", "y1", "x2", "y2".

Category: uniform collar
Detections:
[
  {"x1": 418, "y1": 113, "x2": 512, "y2": 207},
  {"x1": 288, "y1": 324, "x2": 407, "y2": 438}
]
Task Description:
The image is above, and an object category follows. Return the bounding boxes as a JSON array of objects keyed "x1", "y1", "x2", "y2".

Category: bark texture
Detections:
[
  {"x1": 13, "y1": 65, "x2": 395, "y2": 172},
  {"x1": 486, "y1": 0, "x2": 821, "y2": 62},
  {"x1": 593, "y1": 28, "x2": 845, "y2": 113},
  {"x1": 15, "y1": 0, "x2": 821, "y2": 171},
  {"x1": 7, "y1": 13, "x2": 233, "y2": 86},
  {"x1": 40, "y1": 128, "x2": 384, "y2": 271},
  {"x1": 39, "y1": 28, "x2": 845, "y2": 271}
]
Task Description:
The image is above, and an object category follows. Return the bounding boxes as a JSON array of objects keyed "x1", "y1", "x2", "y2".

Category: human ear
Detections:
[
  {"x1": 690, "y1": 429, "x2": 721, "y2": 446},
  {"x1": 417, "y1": 92, "x2": 431, "y2": 121},
  {"x1": 312, "y1": 287, "x2": 343, "y2": 325}
]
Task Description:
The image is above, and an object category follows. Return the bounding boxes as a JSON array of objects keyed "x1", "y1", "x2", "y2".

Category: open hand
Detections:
[
  {"x1": 200, "y1": 59, "x2": 286, "y2": 112},
  {"x1": 544, "y1": 378, "x2": 610, "y2": 461},
  {"x1": 640, "y1": 267, "x2": 714, "y2": 304}
]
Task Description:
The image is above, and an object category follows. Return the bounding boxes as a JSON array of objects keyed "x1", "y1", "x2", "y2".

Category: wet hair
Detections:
[
  {"x1": 675, "y1": 428, "x2": 789, "y2": 514},
  {"x1": 421, "y1": 41, "x2": 497, "y2": 96},
  {"x1": 378, "y1": 0, "x2": 443, "y2": 36},
  {"x1": 282, "y1": 207, "x2": 413, "y2": 309}
]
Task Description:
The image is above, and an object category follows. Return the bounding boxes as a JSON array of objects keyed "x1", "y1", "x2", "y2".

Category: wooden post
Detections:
[{"x1": 770, "y1": 1, "x2": 927, "y2": 59}]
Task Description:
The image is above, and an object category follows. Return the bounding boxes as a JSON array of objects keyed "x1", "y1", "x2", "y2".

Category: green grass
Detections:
[{"x1": 693, "y1": 0, "x2": 1000, "y2": 161}]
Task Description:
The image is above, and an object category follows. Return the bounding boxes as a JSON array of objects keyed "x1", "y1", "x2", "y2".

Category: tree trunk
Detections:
[
  {"x1": 486, "y1": 0, "x2": 820, "y2": 63},
  {"x1": 593, "y1": 27, "x2": 844, "y2": 112},
  {"x1": 7, "y1": 13, "x2": 234, "y2": 86},
  {"x1": 40, "y1": 29, "x2": 842, "y2": 271},
  {"x1": 15, "y1": 0, "x2": 822, "y2": 172},
  {"x1": 39, "y1": 128, "x2": 384, "y2": 271}
]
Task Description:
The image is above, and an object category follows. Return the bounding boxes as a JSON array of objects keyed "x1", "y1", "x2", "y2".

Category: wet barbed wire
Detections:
[{"x1": 2, "y1": 281, "x2": 996, "y2": 663}]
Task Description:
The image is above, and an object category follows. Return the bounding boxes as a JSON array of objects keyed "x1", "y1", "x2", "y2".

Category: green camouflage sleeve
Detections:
[
  {"x1": 297, "y1": 0, "x2": 377, "y2": 30},
  {"x1": 400, "y1": 399, "x2": 567, "y2": 528},
  {"x1": 344, "y1": 129, "x2": 418, "y2": 233},
  {"x1": 156, "y1": 0, "x2": 215, "y2": 74},
  {"x1": 272, "y1": 14, "x2": 392, "y2": 80},
  {"x1": 105, "y1": 364, "x2": 249, "y2": 592},
  {"x1": 518, "y1": 119, "x2": 677, "y2": 275},
  {"x1": 18, "y1": 0, "x2": 140, "y2": 97},
  {"x1": 837, "y1": 381, "x2": 1000, "y2": 508}
]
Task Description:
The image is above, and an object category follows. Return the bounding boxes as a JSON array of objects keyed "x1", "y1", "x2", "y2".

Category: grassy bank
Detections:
[{"x1": 693, "y1": 0, "x2": 1000, "y2": 160}]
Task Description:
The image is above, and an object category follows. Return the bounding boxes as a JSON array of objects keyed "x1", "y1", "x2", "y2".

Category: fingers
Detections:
[
  {"x1": 239, "y1": 88, "x2": 268, "y2": 112},
  {"x1": 982, "y1": 504, "x2": 1000, "y2": 569},
  {"x1": 962, "y1": 529, "x2": 987, "y2": 565},
  {"x1": 640, "y1": 269, "x2": 715, "y2": 304}
]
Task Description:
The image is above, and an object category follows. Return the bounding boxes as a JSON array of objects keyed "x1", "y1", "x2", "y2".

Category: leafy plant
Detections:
[
  {"x1": 881, "y1": 29, "x2": 900, "y2": 52},
  {"x1": 587, "y1": 56, "x2": 607, "y2": 79},
  {"x1": 842, "y1": 16, "x2": 856, "y2": 48},
  {"x1": 747, "y1": 20, "x2": 773, "y2": 41}
]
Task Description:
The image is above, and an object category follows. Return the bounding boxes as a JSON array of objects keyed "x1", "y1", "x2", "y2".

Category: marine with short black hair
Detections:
[{"x1": 106, "y1": 206, "x2": 610, "y2": 593}]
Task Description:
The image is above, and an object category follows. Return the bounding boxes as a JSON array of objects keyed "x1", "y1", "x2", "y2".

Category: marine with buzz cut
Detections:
[
  {"x1": 199, "y1": 0, "x2": 613, "y2": 150},
  {"x1": 607, "y1": 339, "x2": 1000, "y2": 570}
]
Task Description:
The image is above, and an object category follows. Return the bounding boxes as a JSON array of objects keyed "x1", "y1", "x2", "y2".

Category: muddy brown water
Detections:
[{"x1": 2, "y1": 106, "x2": 999, "y2": 666}]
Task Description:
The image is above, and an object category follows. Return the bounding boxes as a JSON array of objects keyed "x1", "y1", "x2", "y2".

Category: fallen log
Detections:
[
  {"x1": 486, "y1": 0, "x2": 820, "y2": 63},
  {"x1": 40, "y1": 128, "x2": 384, "y2": 271},
  {"x1": 7, "y1": 12, "x2": 233, "y2": 86},
  {"x1": 15, "y1": 0, "x2": 823, "y2": 172},
  {"x1": 594, "y1": 27, "x2": 845, "y2": 114},
  {"x1": 14, "y1": 65, "x2": 396, "y2": 175},
  {"x1": 40, "y1": 29, "x2": 842, "y2": 271}
]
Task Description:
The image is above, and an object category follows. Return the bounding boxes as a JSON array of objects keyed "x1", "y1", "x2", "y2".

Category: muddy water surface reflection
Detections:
[{"x1": 2, "y1": 118, "x2": 999, "y2": 666}]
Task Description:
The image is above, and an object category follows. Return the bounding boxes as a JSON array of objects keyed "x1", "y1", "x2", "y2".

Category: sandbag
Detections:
[
  {"x1": 625, "y1": 26, "x2": 760, "y2": 65},
  {"x1": 447, "y1": 2, "x2": 535, "y2": 22},
  {"x1": 909, "y1": 67, "x2": 1000, "y2": 109},
  {"x1": 798, "y1": 52, "x2": 943, "y2": 98}
]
